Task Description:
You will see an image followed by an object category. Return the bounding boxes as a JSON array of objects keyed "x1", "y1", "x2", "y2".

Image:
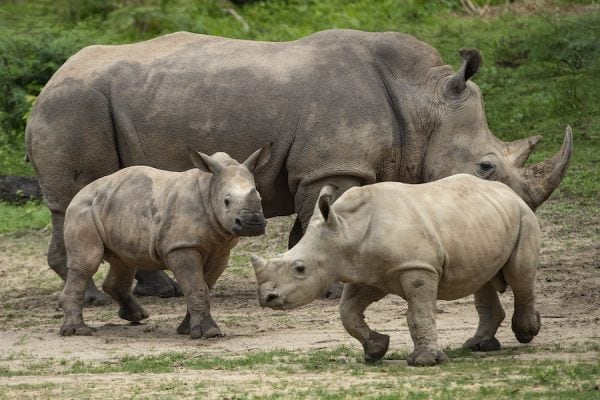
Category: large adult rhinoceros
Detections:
[{"x1": 25, "y1": 29, "x2": 572, "y2": 303}]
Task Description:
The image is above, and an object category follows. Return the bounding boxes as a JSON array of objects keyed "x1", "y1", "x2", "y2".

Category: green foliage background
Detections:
[{"x1": 0, "y1": 0, "x2": 598, "y2": 220}]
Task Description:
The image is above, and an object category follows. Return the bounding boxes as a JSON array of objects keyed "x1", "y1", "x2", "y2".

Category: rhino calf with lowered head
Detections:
[
  {"x1": 252, "y1": 174, "x2": 541, "y2": 366},
  {"x1": 59, "y1": 145, "x2": 271, "y2": 338}
]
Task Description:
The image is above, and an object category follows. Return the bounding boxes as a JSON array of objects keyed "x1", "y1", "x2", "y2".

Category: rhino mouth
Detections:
[
  {"x1": 260, "y1": 292, "x2": 286, "y2": 310},
  {"x1": 233, "y1": 219, "x2": 267, "y2": 237}
]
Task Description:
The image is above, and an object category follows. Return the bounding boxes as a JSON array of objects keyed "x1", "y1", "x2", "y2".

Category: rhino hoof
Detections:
[
  {"x1": 512, "y1": 311, "x2": 541, "y2": 343},
  {"x1": 190, "y1": 325, "x2": 223, "y2": 339},
  {"x1": 60, "y1": 323, "x2": 94, "y2": 336},
  {"x1": 84, "y1": 289, "x2": 112, "y2": 307},
  {"x1": 463, "y1": 336, "x2": 501, "y2": 352},
  {"x1": 363, "y1": 331, "x2": 390, "y2": 363},
  {"x1": 118, "y1": 306, "x2": 150, "y2": 322},
  {"x1": 407, "y1": 346, "x2": 448, "y2": 367}
]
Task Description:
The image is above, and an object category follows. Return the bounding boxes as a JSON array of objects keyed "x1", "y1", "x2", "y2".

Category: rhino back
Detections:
[
  {"x1": 30, "y1": 30, "x2": 442, "y2": 215},
  {"x1": 68, "y1": 166, "x2": 206, "y2": 266},
  {"x1": 337, "y1": 175, "x2": 531, "y2": 298}
]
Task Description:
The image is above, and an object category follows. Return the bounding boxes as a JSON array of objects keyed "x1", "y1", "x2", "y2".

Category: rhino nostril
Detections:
[{"x1": 234, "y1": 217, "x2": 242, "y2": 225}]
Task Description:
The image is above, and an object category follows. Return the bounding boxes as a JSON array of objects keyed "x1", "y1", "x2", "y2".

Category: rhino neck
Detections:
[{"x1": 196, "y1": 173, "x2": 234, "y2": 241}]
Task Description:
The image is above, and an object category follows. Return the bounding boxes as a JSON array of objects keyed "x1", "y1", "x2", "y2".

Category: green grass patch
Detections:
[{"x1": 0, "y1": 201, "x2": 50, "y2": 233}]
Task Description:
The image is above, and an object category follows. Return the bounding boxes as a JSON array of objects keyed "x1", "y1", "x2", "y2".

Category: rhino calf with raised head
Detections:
[
  {"x1": 252, "y1": 174, "x2": 541, "y2": 366},
  {"x1": 60, "y1": 145, "x2": 271, "y2": 338}
]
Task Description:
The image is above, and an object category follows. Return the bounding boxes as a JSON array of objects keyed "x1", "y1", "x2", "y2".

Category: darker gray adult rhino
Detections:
[{"x1": 25, "y1": 29, "x2": 572, "y2": 303}]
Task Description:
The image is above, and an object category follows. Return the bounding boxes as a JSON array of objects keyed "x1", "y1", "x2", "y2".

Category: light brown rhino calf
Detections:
[
  {"x1": 252, "y1": 174, "x2": 541, "y2": 366},
  {"x1": 60, "y1": 145, "x2": 271, "y2": 338}
]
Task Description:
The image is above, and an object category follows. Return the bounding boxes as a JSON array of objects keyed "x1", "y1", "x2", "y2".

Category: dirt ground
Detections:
[{"x1": 0, "y1": 199, "x2": 598, "y2": 396}]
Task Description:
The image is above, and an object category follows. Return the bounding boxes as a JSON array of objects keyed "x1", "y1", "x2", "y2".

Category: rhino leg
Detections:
[
  {"x1": 177, "y1": 253, "x2": 229, "y2": 336},
  {"x1": 102, "y1": 261, "x2": 149, "y2": 323},
  {"x1": 133, "y1": 270, "x2": 183, "y2": 298},
  {"x1": 340, "y1": 283, "x2": 389, "y2": 362},
  {"x1": 294, "y1": 176, "x2": 363, "y2": 299},
  {"x1": 59, "y1": 223, "x2": 105, "y2": 336},
  {"x1": 463, "y1": 282, "x2": 505, "y2": 351},
  {"x1": 167, "y1": 249, "x2": 222, "y2": 339},
  {"x1": 49, "y1": 212, "x2": 111, "y2": 306},
  {"x1": 399, "y1": 268, "x2": 448, "y2": 366},
  {"x1": 504, "y1": 214, "x2": 541, "y2": 344}
]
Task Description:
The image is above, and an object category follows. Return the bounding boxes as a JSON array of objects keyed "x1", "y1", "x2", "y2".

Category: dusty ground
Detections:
[{"x1": 0, "y1": 199, "x2": 598, "y2": 397}]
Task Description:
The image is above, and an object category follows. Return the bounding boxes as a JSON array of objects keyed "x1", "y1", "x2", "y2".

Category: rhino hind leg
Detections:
[
  {"x1": 102, "y1": 262, "x2": 149, "y2": 323},
  {"x1": 49, "y1": 212, "x2": 111, "y2": 306},
  {"x1": 340, "y1": 283, "x2": 389, "y2": 362},
  {"x1": 59, "y1": 229, "x2": 105, "y2": 336},
  {"x1": 463, "y1": 282, "x2": 505, "y2": 351}
]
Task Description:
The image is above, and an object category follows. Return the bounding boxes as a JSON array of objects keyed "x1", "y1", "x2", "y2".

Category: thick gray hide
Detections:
[
  {"x1": 253, "y1": 175, "x2": 542, "y2": 366},
  {"x1": 26, "y1": 30, "x2": 571, "y2": 296}
]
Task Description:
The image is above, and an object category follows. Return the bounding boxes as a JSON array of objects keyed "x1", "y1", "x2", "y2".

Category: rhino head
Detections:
[
  {"x1": 417, "y1": 49, "x2": 572, "y2": 210},
  {"x1": 190, "y1": 144, "x2": 271, "y2": 236},
  {"x1": 251, "y1": 186, "x2": 342, "y2": 309}
]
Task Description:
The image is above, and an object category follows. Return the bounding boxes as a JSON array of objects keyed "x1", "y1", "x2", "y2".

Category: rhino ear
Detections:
[
  {"x1": 189, "y1": 150, "x2": 222, "y2": 174},
  {"x1": 316, "y1": 185, "x2": 339, "y2": 228},
  {"x1": 445, "y1": 48, "x2": 482, "y2": 97},
  {"x1": 243, "y1": 143, "x2": 272, "y2": 172}
]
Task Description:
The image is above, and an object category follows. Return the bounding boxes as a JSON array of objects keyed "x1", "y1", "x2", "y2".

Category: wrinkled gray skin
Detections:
[
  {"x1": 252, "y1": 176, "x2": 542, "y2": 366},
  {"x1": 59, "y1": 146, "x2": 270, "y2": 338},
  {"x1": 25, "y1": 30, "x2": 572, "y2": 302}
]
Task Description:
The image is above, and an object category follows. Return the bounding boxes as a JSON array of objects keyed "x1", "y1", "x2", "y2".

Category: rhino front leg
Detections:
[
  {"x1": 463, "y1": 282, "x2": 505, "y2": 351},
  {"x1": 176, "y1": 253, "x2": 230, "y2": 336},
  {"x1": 399, "y1": 268, "x2": 448, "y2": 366},
  {"x1": 102, "y1": 261, "x2": 149, "y2": 323},
  {"x1": 340, "y1": 283, "x2": 388, "y2": 362},
  {"x1": 49, "y1": 212, "x2": 111, "y2": 306},
  {"x1": 167, "y1": 249, "x2": 222, "y2": 339}
]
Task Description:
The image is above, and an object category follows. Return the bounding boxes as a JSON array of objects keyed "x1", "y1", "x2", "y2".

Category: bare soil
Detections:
[{"x1": 0, "y1": 199, "x2": 598, "y2": 396}]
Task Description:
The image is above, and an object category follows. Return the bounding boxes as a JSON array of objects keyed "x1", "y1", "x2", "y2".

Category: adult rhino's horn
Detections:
[
  {"x1": 504, "y1": 135, "x2": 543, "y2": 167},
  {"x1": 520, "y1": 126, "x2": 573, "y2": 209},
  {"x1": 445, "y1": 49, "x2": 483, "y2": 97}
]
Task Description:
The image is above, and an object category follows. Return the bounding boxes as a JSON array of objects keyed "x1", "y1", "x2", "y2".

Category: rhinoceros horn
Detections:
[
  {"x1": 517, "y1": 126, "x2": 573, "y2": 209},
  {"x1": 504, "y1": 135, "x2": 543, "y2": 168}
]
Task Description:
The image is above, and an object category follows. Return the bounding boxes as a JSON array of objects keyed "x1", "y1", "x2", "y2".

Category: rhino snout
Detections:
[
  {"x1": 257, "y1": 283, "x2": 285, "y2": 309},
  {"x1": 232, "y1": 210, "x2": 267, "y2": 237}
]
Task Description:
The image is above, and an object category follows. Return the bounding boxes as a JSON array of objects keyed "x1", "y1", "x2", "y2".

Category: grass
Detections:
[
  {"x1": 0, "y1": 201, "x2": 50, "y2": 233},
  {"x1": 0, "y1": 344, "x2": 598, "y2": 398}
]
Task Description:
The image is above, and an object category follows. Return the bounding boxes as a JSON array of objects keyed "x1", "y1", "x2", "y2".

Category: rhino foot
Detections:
[
  {"x1": 190, "y1": 316, "x2": 223, "y2": 339},
  {"x1": 84, "y1": 286, "x2": 112, "y2": 306},
  {"x1": 60, "y1": 323, "x2": 94, "y2": 336},
  {"x1": 176, "y1": 312, "x2": 191, "y2": 335},
  {"x1": 134, "y1": 270, "x2": 183, "y2": 298},
  {"x1": 407, "y1": 346, "x2": 448, "y2": 367},
  {"x1": 118, "y1": 304, "x2": 150, "y2": 322},
  {"x1": 322, "y1": 282, "x2": 344, "y2": 299},
  {"x1": 363, "y1": 331, "x2": 390, "y2": 363},
  {"x1": 463, "y1": 336, "x2": 501, "y2": 352},
  {"x1": 512, "y1": 311, "x2": 541, "y2": 344}
]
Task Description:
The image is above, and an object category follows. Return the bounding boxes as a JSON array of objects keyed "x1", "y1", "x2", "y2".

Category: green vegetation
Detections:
[
  {"x1": 0, "y1": 201, "x2": 50, "y2": 232},
  {"x1": 1, "y1": 344, "x2": 599, "y2": 398},
  {"x1": 0, "y1": 0, "x2": 598, "y2": 227}
]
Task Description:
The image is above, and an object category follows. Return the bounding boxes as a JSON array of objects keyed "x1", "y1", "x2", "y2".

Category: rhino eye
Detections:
[
  {"x1": 477, "y1": 161, "x2": 496, "y2": 178},
  {"x1": 224, "y1": 198, "x2": 231, "y2": 208},
  {"x1": 291, "y1": 261, "x2": 306, "y2": 277}
]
